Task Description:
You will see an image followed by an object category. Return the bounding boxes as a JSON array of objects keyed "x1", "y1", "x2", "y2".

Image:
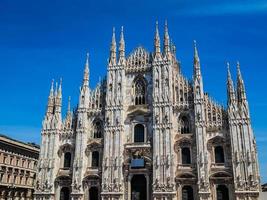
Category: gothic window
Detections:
[
  {"x1": 215, "y1": 146, "x2": 225, "y2": 163},
  {"x1": 134, "y1": 124, "x2": 145, "y2": 143},
  {"x1": 64, "y1": 152, "x2": 71, "y2": 168},
  {"x1": 134, "y1": 78, "x2": 146, "y2": 105},
  {"x1": 92, "y1": 151, "x2": 99, "y2": 168},
  {"x1": 182, "y1": 147, "x2": 191, "y2": 164},
  {"x1": 180, "y1": 89, "x2": 183, "y2": 101},
  {"x1": 182, "y1": 186, "x2": 194, "y2": 200},
  {"x1": 212, "y1": 108, "x2": 217, "y2": 122},
  {"x1": 181, "y1": 116, "x2": 190, "y2": 134},
  {"x1": 93, "y1": 121, "x2": 102, "y2": 138},
  {"x1": 216, "y1": 185, "x2": 229, "y2": 200},
  {"x1": 208, "y1": 111, "x2": 212, "y2": 122}
]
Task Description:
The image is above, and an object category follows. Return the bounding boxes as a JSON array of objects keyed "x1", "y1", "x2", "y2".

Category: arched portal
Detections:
[
  {"x1": 131, "y1": 175, "x2": 147, "y2": 200},
  {"x1": 60, "y1": 187, "x2": 70, "y2": 200},
  {"x1": 89, "y1": 187, "x2": 98, "y2": 200},
  {"x1": 216, "y1": 185, "x2": 229, "y2": 200}
]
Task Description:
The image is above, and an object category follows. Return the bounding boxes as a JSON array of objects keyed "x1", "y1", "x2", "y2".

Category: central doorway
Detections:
[
  {"x1": 60, "y1": 187, "x2": 70, "y2": 200},
  {"x1": 131, "y1": 174, "x2": 147, "y2": 200},
  {"x1": 89, "y1": 187, "x2": 98, "y2": 200}
]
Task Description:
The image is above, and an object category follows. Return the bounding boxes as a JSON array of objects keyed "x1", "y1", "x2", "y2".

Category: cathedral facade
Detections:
[{"x1": 34, "y1": 22, "x2": 261, "y2": 200}]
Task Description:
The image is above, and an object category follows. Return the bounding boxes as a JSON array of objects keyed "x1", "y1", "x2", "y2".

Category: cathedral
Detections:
[{"x1": 34, "y1": 22, "x2": 261, "y2": 200}]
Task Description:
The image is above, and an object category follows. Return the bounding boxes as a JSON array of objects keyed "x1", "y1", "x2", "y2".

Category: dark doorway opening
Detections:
[
  {"x1": 182, "y1": 185, "x2": 194, "y2": 200},
  {"x1": 89, "y1": 187, "x2": 98, "y2": 200},
  {"x1": 131, "y1": 174, "x2": 147, "y2": 200},
  {"x1": 216, "y1": 185, "x2": 229, "y2": 200},
  {"x1": 60, "y1": 187, "x2": 70, "y2": 200}
]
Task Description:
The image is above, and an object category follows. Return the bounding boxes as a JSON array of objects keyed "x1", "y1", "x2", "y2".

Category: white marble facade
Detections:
[{"x1": 34, "y1": 22, "x2": 261, "y2": 200}]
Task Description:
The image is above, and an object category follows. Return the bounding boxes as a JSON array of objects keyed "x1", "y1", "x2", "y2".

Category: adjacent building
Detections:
[
  {"x1": 0, "y1": 134, "x2": 39, "y2": 199},
  {"x1": 35, "y1": 22, "x2": 261, "y2": 200}
]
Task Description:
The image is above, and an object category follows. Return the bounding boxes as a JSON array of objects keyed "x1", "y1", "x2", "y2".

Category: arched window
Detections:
[
  {"x1": 215, "y1": 146, "x2": 225, "y2": 163},
  {"x1": 134, "y1": 124, "x2": 145, "y2": 143},
  {"x1": 182, "y1": 186, "x2": 194, "y2": 200},
  {"x1": 134, "y1": 78, "x2": 146, "y2": 105},
  {"x1": 92, "y1": 151, "x2": 99, "y2": 168},
  {"x1": 182, "y1": 147, "x2": 191, "y2": 164},
  {"x1": 93, "y1": 121, "x2": 102, "y2": 138},
  {"x1": 181, "y1": 116, "x2": 190, "y2": 134},
  {"x1": 60, "y1": 187, "x2": 70, "y2": 200},
  {"x1": 216, "y1": 185, "x2": 229, "y2": 200},
  {"x1": 64, "y1": 152, "x2": 71, "y2": 168}
]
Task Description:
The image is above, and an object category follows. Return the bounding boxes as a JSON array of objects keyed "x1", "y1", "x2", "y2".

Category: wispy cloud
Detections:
[{"x1": 175, "y1": 1, "x2": 267, "y2": 16}]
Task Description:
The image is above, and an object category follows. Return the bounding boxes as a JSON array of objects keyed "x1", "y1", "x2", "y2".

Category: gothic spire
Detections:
[
  {"x1": 67, "y1": 96, "x2": 71, "y2": 114},
  {"x1": 54, "y1": 79, "x2": 62, "y2": 114},
  {"x1": 118, "y1": 26, "x2": 125, "y2": 64},
  {"x1": 227, "y1": 62, "x2": 236, "y2": 105},
  {"x1": 164, "y1": 20, "x2": 170, "y2": 55},
  {"x1": 83, "y1": 53, "x2": 90, "y2": 87},
  {"x1": 109, "y1": 27, "x2": 117, "y2": 66},
  {"x1": 54, "y1": 81, "x2": 58, "y2": 97},
  {"x1": 193, "y1": 40, "x2": 201, "y2": 79},
  {"x1": 46, "y1": 79, "x2": 54, "y2": 116},
  {"x1": 154, "y1": 21, "x2": 161, "y2": 56},
  {"x1": 49, "y1": 79, "x2": 54, "y2": 98},
  {"x1": 237, "y1": 62, "x2": 247, "y2": 102},
  {"x1": 57, "y1": 78, "x2": 62, "y2": 99}
]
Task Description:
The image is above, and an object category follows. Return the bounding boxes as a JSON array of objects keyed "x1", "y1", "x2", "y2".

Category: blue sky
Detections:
[{"x1": 0, "y1": 0, "x2": 266, "y2": 182}]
